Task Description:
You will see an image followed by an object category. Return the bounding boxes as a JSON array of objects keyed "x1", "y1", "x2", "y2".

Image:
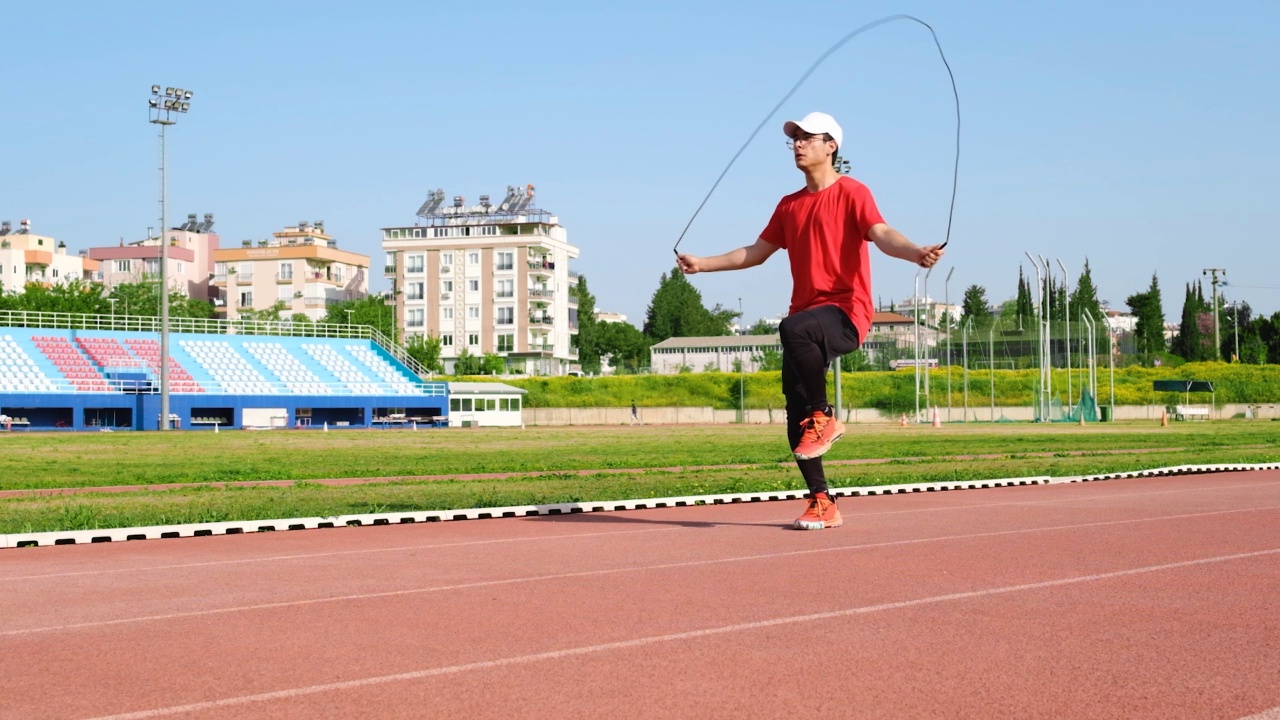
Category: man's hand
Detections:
[
  {"x1": 916, "y1": 244, "x2": 945, "y2": 268},
  {"x1": 676, "y1": 253, "x2": 703, "y2": 274}
]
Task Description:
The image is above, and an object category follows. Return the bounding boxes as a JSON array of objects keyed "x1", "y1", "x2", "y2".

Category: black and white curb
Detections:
[{"x1": 3, "y1": 463, "x2": 1277, "y2": 549}]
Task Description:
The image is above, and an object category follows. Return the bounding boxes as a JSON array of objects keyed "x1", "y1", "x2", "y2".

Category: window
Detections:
[
  {"x1": 413, "y1": 229, "x2": 421, "y2": 238},
  {"x1": 478, "y1": 226, "x2": 498, "y2": 237},
  {"x1": 468, "y1": 279, "x2": 479, "y2": 293},
  {"x1": 496, "y1": 279, "x2": 513, "y2": 298},
  {"x1": 442, "y1": 280, "x2": 453, "y2": 293},
  {"x1": 277, "y1": 286, "x2": 293, "y2": 301},
  {"x1": 115, "y1": 260, "x2": 131, "y2": 273},
  {"x1": 239, "y1": 291, "x2": 253, "y2": 307},
  {"x1": 175, "y1": 261, "x2": 184, "y2": 274},
  {"x1": 407, "y1": 309, "x2": 424, "y2": 327},
  {"x1": 52, "y1": 268, "x2": 59, "y2": 278},
  {"x1": 496, "y1": 251, "x2": 514, "y2": 271},
  {"x1": 467, "y1": 252, "x2": 480, "y2": 265},
  {"x1": 450, "y1": 398, "x2": 473, "y2": 412},
  {"x1": 497, "y1": 307, "x2": 513, "y2": 325},
  {"x1": 406, "y1": 254, "x2": 424, "y2": 273},
  {"x1": 215, "y1": 261, "x2": 227, "y2": 276},
  {"x1": 467, "y1": 306, "x2": 480, "y2": 319},
  {"x1": 407, "y1": 281, "x2": 424, "y2": 300},
  {"x1": 278, "y1": 261, "x2": 293, "y2": 280},
  {"x1": 442, "y1": 307, "x2": 454, "y2": 320},
  {"x1": 441, "y1": 252, "x2": 454, "y2": 266},
  {"x1": 497, "y1": 333, "x2": 514, "y2": 352},
  {"x1": 468, "y1": 333, "x2": 480, "y2": 347},
  {"x1": 441, "y1": 334, "x2": 453, "y2": 347}
]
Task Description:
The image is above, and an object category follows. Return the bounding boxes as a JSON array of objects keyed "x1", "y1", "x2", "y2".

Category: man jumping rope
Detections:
[{"x1": 676, "y1": 111, "x2": 944, "y2": 530}]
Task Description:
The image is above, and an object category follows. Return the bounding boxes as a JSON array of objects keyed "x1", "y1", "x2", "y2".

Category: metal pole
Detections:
[
  {"x1": 913, "y1": 269, "x2": 921, "y2": 421},
  {"x1": 923, "y1": 266, "x2": 933, "y2": 419},
  {"x1": 989, "y1": 321, "x2": 996, "y2": 422},
  {"x1": 1056, "y1": 258, "x2": 1071, "y2": 407},
  {"x1": 945, "y1": 267, "x2": 954, "y2": 422},
  {"x1": 739, "y1": 297, "x2": 747, "y2": 422},
  {"x1": 963, "y1": 316, "x2": 971, "y2": 421},
  {"x1": 149, "y1": 85, "x2": 192, "y2": 430},
  {"x1": 1040, "y1": 255, "x2": 1052, "y2": 419},
  {"x1": 1024, "y1": 252, "x2": 1043, "y2": 421},
  {"x1": 1203, "y1": 268, "x2": 1225, "y2": 360}
]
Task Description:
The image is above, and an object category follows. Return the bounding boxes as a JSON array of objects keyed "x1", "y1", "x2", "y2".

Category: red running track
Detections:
[{"x1": 2, "y1": 471, "x2": 1279, "y2": 720}]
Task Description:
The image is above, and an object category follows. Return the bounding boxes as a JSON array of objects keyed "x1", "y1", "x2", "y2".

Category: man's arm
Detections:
[
  {"x1": 868, "y1": 223, "x2": 944, "y2": 268},
  {"x1": 676, "y1": 237, "x2": 780, "y2": 274}
]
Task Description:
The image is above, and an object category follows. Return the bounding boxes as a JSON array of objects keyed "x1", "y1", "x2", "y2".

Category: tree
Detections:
[
  {"x1": 960, "y1": 284, "x2": 991, "y2": 328},
  {"x1": 1015, "y1": 266, "x2": 1035, "y2": 331},
  {"x1": 405, "y1": 333, "x2": 444, "y2": 374},
  {"x1": 323, "y1": 296, "x2": 395, "y2": 338},
  {"x1": 1070, "y1": 258, "x2": 1105, "y2": 328},
  {"x1": 839, "y1": 349, "x2": 871, "y2": 372},
  {"x1": 753, "y1": 347, "x2": 783, "y2": 371},
  {"x1": 480, "y1": 352, "x2": 506, "y2": 375},
  {"x1": 642, "y1": 269, "x2": 731, "y2": 342},
  {"x1": 1173, "y1": 282, "x2": 1211, "y2": 361},
  {"x1": 570, "y1": 275, "x2": 601, "y2": 374},
  {"x1": 1125, "y1": 272, "x2": 1166, "y2": 357},
  {"x1": 746, "y1": 318, "x2": 777, "y2": 335},
  {"x1": 453, "y1": 348, "x2": 482, "y2": 376},
  {"x1": 596, "y1": 320, "x2": 650, "y2": 374}
]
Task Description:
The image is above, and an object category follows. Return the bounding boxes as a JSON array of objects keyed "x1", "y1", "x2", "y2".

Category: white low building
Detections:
[{"x1": 447, "y1": 382, "x2": 527, "y2": 427}]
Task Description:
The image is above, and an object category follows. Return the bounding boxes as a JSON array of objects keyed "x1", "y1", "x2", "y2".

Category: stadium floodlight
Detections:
[{"x1": 148, "y1": 83, "x2": 195, "y2": 431}]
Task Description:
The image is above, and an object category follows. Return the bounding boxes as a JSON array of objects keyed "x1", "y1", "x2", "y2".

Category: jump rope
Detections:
[{"x1": 671, "y1": 14, "x2": 961, "y2": 257}]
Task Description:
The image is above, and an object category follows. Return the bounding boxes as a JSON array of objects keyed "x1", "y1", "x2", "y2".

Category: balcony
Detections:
[
  {"x1": 440, "y1": 292, "x2": 452, "y2": 302},
  {"x1": 384, "y1": 265, "x2": 396, "y2": 275},
  {"x1": 528, "y1": 314, "x2": 553, "y2": 327},
  {"x1": 495, "y1": 290, "x2": 514, "y2": 299},
  {"x1": 235, "y1": 272, "x2": 254, "y2": 283},
  {"x1": 304, "y1": 296, "x2": 329, "y2": 308},
  {"x1": 213, "y1": 274, "x2": 228, "y2": 285},
  {"x1": 527, "y1": 260, "x2": 554, "y2": 276},
  {"x1": 527, "y1": 288, "x2": 553, "y2": 299},
  {"x1": 275, "y1": 273, "x2": 294, "y2": 284}
]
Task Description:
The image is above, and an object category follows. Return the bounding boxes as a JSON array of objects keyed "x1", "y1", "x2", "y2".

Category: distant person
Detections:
[
  {"x1": 677, "y1": 111, "x2": 943, "y2": 530},
  {"x1": 630, "y1": 400, "x2": 640, "y2": 426}
]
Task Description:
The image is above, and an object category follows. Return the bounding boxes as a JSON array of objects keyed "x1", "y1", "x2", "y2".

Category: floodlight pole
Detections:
[
  {"x1": 988, "y1": 321, "x2": 996, "y2": 422},
  {"x1": 962, "y1": 316, "x2": 972, "y2": 421},
  {"x1": 148, "y1": 84, "x2": 193, "y2": 431},
  {"x1": 1040, "y1": 255, "x2": 1052, "y2": 418},
  {"x1": 739, "y1": 297, "x2": 747, "y2": 422}
]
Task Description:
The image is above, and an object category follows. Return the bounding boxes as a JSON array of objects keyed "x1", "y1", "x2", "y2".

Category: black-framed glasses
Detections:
[{"x1": 785, "y1": 133, "x2": 832, "y2": 150}]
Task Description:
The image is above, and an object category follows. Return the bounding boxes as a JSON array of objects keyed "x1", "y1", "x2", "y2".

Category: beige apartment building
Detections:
[
  {"x1": 213, "y1": 221, "x2": 369, "y2": 321},
  {"x1": 0, "y1": 220, "x2": 99, "y2": 291},
  {"x1": 381, "y1": 186, "x2": 581, "y2": 375},
  {"x1": 88, "y1": 213, "x2": 219, "y2": 302}
]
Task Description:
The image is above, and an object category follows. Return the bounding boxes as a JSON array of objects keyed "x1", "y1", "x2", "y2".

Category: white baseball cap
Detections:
[{"x1": 783, "y1": 112, "x2": 842, "y2": 150}]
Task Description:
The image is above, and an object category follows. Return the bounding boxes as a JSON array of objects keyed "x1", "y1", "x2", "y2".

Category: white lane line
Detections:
[
  {"x1": 9, "y1": 504, "x2": 1278, "y2": 638},
  {"x1": 0, "y1": 526, "x2": 683, "y2": 582},
  {"x1": 77, "y1": 546, "x2": 1280, "y2": 720},
  {"x1": 6, "y1": 479, "x2": 1274, "y2": 583}
]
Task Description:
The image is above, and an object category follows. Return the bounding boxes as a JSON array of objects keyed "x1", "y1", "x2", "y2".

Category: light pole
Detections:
[
  {"x1": 108, "y1": 298, "x2": 117, "y2": 326},
  {"x1": 345, "y1": 308, "x2": 355, "y2": 326},
  {"x1": 1024, "y1": 252, "x2": 1045, "y2": 421},
  {"x1": 1203, "y1": 268, "x2": 1226, "y2": 360},
  {"x1": 1056, "y1": 258, "x2": 1071, "y2": 408},
  {"x1": 739, "y1": 297, "x2": 746, "y2": 422},
  {"x1": 913, "y1": 269, "x2": 922, "y2": 421},
  {"x1": 944, "y1": 266, "x2": 954, "y2": 421},
  {"x1": 962, "y1": 316, "x2": 972, "y2": 422},
  {"x1": 149, "y1": 84, "x2": 193, "y2": 431},
  {"x1": 923, "y1": 266, "x2": 933, "y2": 420}
]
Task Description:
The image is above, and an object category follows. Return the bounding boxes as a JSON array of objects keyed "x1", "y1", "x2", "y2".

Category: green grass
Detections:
[{"x1": 0, "y1": 422, "x2": 1275, "y2": 534}]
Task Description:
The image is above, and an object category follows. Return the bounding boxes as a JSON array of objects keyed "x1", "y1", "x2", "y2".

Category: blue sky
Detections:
[{"x1": 4, "y1": 0, "x2": 1278, "y2": 326}]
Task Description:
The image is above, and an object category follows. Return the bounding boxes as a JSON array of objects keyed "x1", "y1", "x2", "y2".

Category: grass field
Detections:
[{"x1": 1, "y1": 421, "x2": 1276, "y2": 534}]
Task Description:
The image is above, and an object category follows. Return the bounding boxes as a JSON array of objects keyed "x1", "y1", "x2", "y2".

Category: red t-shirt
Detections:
[{"x1": 759, "y1": 175, "x2": 885, "y2": 342}]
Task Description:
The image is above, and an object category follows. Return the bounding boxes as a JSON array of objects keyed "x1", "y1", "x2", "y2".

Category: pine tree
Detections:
[
  {"x1": 642, "y1": 268, "x2": 730, "y2": 343},
  {"x1": 1069, "y1": 258, "x2": 1105, "y2": 327},
  {"x1": 961, "y1": 284, "x2": 991, "y2": 328},
  {"x1": 569, "y1": 275, "x2": 601, "y2": 374},
  {"x1": 1125, "y1": 272, "x2": 1166, "y2": 356},
  {"x1": 1015, "y1": 266, "x2": 1034, "y2": 331}
]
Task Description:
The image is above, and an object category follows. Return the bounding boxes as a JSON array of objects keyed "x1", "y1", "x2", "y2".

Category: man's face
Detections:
[{"x1": 788, "y1": 130, "x2": 836, "y2": 171}]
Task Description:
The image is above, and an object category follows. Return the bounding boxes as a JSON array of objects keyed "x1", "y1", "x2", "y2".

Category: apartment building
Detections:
[
  {"x1": 88, "y1": 213, "x2": 219, "y2": 301},
  {"x1": 213, "y1": 221, "x2": 369, "y2": 320},
  {"x1": 0, "y1": 220, "x2": 99, "y2": 290},
  {"x1": 382, "y1": 186, "x2": 581, "y2": 376}
]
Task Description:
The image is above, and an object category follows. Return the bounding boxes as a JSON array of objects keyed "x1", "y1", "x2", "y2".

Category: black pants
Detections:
[{"x1": 779, "y1": 304, "x2": 861, "y2": 497}]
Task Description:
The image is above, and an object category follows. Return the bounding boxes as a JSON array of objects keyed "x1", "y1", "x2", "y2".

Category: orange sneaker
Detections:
[
  {"x1": 793, "y1": 411, "x2": 845, "y2": 460},
  {"x1": 794, "y1": 492, "x2": 842, "y2": 530}
]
